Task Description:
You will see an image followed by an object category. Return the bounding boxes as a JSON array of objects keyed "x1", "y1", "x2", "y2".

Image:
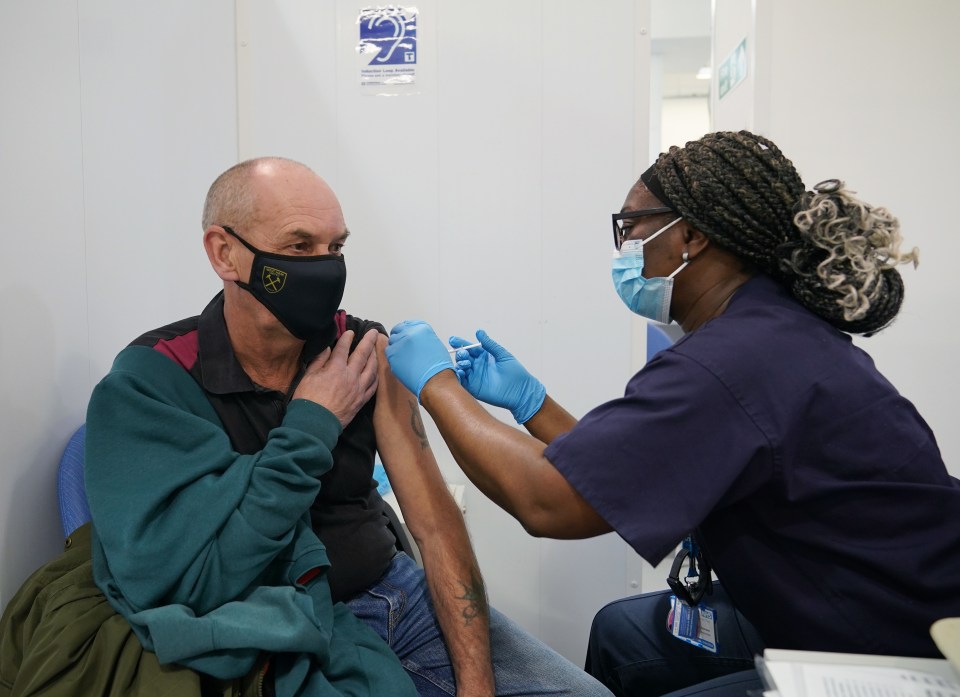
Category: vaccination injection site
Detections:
[{"x1": 1, "y1": 2, "x2": 958, "y2": 696}]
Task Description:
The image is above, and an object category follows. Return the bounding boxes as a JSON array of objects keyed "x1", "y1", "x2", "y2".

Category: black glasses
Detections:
[{"x1": 611, "y1": 207, "x2": 675, "y2": 250}]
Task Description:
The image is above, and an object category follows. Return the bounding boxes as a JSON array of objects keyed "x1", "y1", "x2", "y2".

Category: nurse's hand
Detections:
[
  {"x1": 449, "y1": 330, "x2": 546, "y2": 424},
  {"x1": 386, "y1": 320, "x2": 455, "y2": 401}
]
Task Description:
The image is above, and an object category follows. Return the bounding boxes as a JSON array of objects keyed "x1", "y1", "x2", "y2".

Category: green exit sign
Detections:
[{"x1": 718, "y1": 38, "x2": 748, "y2": 100}]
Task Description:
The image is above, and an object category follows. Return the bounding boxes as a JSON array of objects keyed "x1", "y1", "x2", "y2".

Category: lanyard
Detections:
[{"x1": 667, "y1": 535, "x2": 713, "y2": 606}]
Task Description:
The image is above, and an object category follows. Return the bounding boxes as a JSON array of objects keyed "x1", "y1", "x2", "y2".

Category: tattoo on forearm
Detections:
[
  {"x1": 456, "y1": 570, "x2": 489, "y2": 626},
  {"x1": 407, "y1": 398, "x2": 429, "y2": 450}
]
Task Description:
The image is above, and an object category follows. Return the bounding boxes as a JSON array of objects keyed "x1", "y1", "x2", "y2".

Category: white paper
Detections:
[{"x1": 766, "y1": 660, "x2": 960, "y2": 697}]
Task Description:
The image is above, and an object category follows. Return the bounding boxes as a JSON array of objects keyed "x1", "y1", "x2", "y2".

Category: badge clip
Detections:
[{"x1": 667, "y1": 536, "x2": 712, "y2": 606}]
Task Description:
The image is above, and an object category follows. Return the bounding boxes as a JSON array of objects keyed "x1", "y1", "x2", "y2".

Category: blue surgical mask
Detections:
[{"x1": 611, "y1": 217, "x2": 686, "y2": 323}]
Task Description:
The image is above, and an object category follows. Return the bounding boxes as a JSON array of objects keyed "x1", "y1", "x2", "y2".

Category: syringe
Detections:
[{"x1": 447, "y1": 342, "x2": 482, "y2": 354}]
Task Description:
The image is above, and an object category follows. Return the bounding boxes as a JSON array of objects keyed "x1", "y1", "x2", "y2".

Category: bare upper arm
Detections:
[{"x1": 371, "y1": 334, "x2": 460, "y2": 536}]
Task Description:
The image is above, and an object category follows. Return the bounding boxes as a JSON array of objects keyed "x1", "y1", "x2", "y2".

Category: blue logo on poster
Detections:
[{"x1": 358, "y1": 7, "x2": 417, "y2": 66}]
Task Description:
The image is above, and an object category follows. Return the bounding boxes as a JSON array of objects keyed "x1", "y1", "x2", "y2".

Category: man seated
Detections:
[{"x1": 0, "y1": 158, "x2": 612, "y2": 696}]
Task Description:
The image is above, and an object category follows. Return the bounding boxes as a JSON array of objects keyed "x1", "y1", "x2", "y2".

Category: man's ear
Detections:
[{"x1": 204, "y1": 226, "x2": 243, "y2": 282}]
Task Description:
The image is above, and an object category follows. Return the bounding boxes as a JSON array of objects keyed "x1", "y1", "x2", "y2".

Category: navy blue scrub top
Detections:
[{"x1": 545, "y1": 274, "x2": 960, "y2": 657}]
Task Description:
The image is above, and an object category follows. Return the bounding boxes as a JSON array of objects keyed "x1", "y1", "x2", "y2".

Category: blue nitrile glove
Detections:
[
  {"x1": 449, "y1": 330, "x2": 546, "y2": 424},
  {"x1": 386, "y1": 320, "x2": 455, "y2": 401}
]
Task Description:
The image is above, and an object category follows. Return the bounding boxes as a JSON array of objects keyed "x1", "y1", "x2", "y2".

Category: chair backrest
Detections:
[
  {"x1": 57, "y1": 424, "x2": 91, "y2": 538},
  {"x1": 646, "y1": 322, "x2": 676, "y2": 361}
]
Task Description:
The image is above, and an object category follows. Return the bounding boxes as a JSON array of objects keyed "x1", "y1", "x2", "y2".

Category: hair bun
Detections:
[
  {"x1": 789, "y1": 267, "x2": 904, "y2": 335},
  {"x1": 785, "y1": 183, "x2": 918, "y2": 335}
]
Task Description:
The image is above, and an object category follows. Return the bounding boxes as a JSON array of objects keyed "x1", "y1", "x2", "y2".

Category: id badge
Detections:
[{"x1": 667, "y1": 594, "x2": 718, "y2": 653}]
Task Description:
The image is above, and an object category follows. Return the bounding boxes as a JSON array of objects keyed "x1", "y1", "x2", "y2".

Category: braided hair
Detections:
[{"x1": 651, "y1": 130, "x2": 918, "y2": 335}]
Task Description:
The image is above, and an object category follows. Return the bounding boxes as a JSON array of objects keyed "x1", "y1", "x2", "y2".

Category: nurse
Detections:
[{"x1": 384, "y1": 130, "x2": 960, "y2": 697}]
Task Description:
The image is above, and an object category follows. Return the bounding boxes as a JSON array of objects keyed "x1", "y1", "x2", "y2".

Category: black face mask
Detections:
[{"x1": 223, "y1": 226, "x2": 347, "y2": 341}]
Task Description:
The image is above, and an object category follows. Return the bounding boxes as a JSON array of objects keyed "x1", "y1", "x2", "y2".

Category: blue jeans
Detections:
[
  {"x1": 345, "y1": 553, "x2": 613, "y2": 696},
  {"x1": 585, "y1": 585, "x2": 765, "y2": 697}
]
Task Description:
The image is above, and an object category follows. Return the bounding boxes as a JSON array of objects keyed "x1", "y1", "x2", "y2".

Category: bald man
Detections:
[{"x1": 84, "y1": 158, "x2": 611, "y2": 697}]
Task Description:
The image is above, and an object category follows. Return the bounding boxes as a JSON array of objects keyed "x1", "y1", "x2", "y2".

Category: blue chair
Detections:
[
  {"x1": 646, "y1": 322, "x2": 676, "y2": 361},
  {"x1": 57, "y1": 424, "x2": 91, "y2": 538}
]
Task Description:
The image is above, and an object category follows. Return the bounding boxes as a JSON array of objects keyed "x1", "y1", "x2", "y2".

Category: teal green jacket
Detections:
[{"x1": 85, "y1": 345, "x2": 415, "y2": 696}]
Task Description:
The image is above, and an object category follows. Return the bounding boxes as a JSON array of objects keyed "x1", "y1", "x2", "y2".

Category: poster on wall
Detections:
[{"x1": 356, "y1": 5, "x2": 418, "y2": 94}]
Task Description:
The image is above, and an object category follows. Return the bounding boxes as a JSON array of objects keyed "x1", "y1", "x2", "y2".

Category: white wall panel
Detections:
[
  {"x1": 0, "y1": 1, "x2": 88, "y2": 608},
  {"x1": 537, "y1": 0, "x2": 646, "y2": 660},
  {"x1": 336, "y1": 0, "x2": 442, "y2": 336},
  {"x1": 753, "y1": 0, "x2": 960, "y2": 477},
  {"x1": 711, "y1": 0, "x2": 753, "y2": 131},
  {"x1": 434, "y1": 0, "x2": 544, "y2": 343},
  {"x1": 235, "y1": 0, "x2": 443, "y2": 377},
  {"x1": 433, "y1": 0, "x2": 550, "y2": 639},
  {"x1": 0, "y1": 0, "x2": 237, "y2": 608},
  {"x1": 236, "y1": 0, "x2": 338, "y2": 165},
  {"x1": 80, "y1": 1, "x2": 237, "y2": 381}
]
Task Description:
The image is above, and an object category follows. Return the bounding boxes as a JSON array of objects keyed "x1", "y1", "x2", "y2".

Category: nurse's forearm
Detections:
[
  {"x1": 523, "y1": 395, "x2": 577, "y2": 443},
  {"x1": 419, "y1": 371, "x2": 610, "y2": 539}
]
